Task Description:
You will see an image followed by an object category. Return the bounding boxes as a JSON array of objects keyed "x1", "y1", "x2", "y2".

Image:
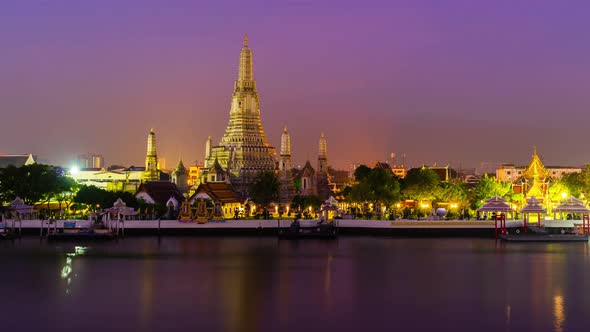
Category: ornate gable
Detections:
[{"x1": 523, "y1": 147, "x2": 550, "y2": 180}]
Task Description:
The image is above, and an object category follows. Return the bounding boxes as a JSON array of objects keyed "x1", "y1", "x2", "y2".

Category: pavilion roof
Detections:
[
  {"x1": 520, "y1": 196, "x2": 547, "y2": 214},
  {"x1": 104, "y1": 198, "x2": 136, "y2": 215},
  {"x1": 190, "y1": 182, "x2": 241, "y2": 204},
  {"x1": 477, "y1": 196, "x2": 512, "y2": 212},
  {"x1": 136, "y1": 181, "x2": 183, "y2": 206},
  {"x1": 8, "y1": 197, "x2": 34, "y2": 213},
  {"x1": 523, "y1": 148, "x2": 550, "y2": 180},
  {"x1": 554, "y1": 196, "x2": 590, "y2": 213}
]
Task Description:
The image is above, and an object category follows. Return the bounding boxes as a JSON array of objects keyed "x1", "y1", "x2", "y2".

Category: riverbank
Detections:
[{"x1": 0, "y1": 218, "x2": 540, "y2": 237}]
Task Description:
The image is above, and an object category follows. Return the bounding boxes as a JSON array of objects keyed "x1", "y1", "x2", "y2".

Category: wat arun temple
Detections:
[
  {"x1": 140, "y1": 36, "x2": 332, "y2": 202},
  {"x1": 200, "y1": 36, "x2": 325, "y2": 200}
]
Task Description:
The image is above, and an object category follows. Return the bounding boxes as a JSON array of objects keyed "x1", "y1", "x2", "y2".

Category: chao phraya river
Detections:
[{"x1": 2, "y1": 236, "x2": 589, "y2": 332}]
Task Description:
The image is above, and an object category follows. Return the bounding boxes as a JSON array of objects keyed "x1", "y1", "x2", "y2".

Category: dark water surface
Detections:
[{"x1": 2, "y1": 236, "x2": 590, "y2": 332}]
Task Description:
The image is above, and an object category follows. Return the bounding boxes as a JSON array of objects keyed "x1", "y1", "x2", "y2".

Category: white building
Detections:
[{"x1": 70, "y1": 167, "x2": 144, "y2": 192}]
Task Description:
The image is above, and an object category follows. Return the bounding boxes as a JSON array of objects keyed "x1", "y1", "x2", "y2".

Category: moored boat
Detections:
[{"x1": 278, "y1": 220, "x2": 338, "y2": 239}]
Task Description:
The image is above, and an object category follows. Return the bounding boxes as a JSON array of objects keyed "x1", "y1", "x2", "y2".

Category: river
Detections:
[{"x1": 1, "y1": 236, "x2": 589, "y2": 331}]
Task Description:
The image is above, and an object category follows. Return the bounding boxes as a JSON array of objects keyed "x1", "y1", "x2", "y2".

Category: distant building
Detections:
[
  {"x1": 171, "y1": 159, "x2": 189, "y2": 194},
  {"x1": 427, "y1": 164, "x2": 458, "y2": 182},
  {"x1": 477, "y1": 162, "x2": 506, "y2": 176},
  {"x1": 0, "y1": 154, "x2": 36, "y2": 168},
  {"x1": 391, "y1": 166, "x2": 407, "y2": 178},
  {"x1": 77, "y1": 154, "x2": 104, "y2": 169},
  {"x1": 188, "y1": 165, "x2": 203, "y2": 187},
  {"x1": 69, "y1": 167, "x2": 143, "y2": 192},
  {"x1": 374, "y1": 161, "x2": 406, "y2": 179},
  {"x1": 328, "y1": 167, "x2": 351, "y2": 188},
  {"x1": 408, "y1": 164, "x2": 458, "y2": 182}
]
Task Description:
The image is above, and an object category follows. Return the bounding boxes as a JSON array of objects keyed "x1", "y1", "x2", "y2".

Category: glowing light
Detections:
[
  {"x1": 561, "y1": 192, "x2": 568, "y2": 199},
  {"x1": 61, "y1": 257, "x2": 73, "y2": 279},
  {"x1": 420, "y1": 203, "x2": 429, "y2": 209},
  {"x1": 75, "y1": 246, "x2": 87, "y2": 255},
  {"x1": 450, "y1": 203, "x2": 458, "y2": 209},
  {"x1": 553, "y1": 295, "x2": 565, "y2": 332},
  {"x1": 70, "y1": 166, "x2": 79, "y2": 175},
  {"x1": 395, "y1": 203, "x2": 401, "y2": 208}
]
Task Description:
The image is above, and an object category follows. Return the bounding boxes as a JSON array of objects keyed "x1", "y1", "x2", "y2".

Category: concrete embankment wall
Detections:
[{"x1": 2, "y1": 219, "x2": 526, "y2": 237}]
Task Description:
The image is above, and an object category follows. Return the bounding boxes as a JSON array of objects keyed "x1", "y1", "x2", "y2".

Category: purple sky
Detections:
[{"x1": 2, "y1": 0, "x2": 590, "y2": 170}]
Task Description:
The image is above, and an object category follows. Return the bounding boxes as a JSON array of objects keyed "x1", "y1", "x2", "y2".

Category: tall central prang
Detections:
[{"x1": 203, "y1": 36, "x2": 277, "y2": 198}]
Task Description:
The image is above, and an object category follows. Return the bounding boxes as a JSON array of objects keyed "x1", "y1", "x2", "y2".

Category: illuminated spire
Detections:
[
  {"x1": 204, "y1": 36, "x2": 277, "y2": 198},
  {"x1": 142, "y1": 128, "x2": 159, "y2": 182},
  {"x1": 238, "y1": 34, "x2": 253, "y2": 81},
  {"x1": 319, "y1": 132, "x2": 327, "y2": 159},
  {"x1": 280, "y1": 126, "x2": 292, "y2": 172},
  {"x1": 318, "y1": 132, "x2": 328, "y2": 174},
  {"x1": 280, "y1": 126, "x2": 291, "y2": 156}
]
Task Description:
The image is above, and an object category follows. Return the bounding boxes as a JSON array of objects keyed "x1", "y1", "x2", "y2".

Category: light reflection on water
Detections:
[
  {"x1": 60, "y1": 246, "x2": 88, "y2": 294},
  {"x1": 554, "y1": 294, "x2": 565, "y2": 332},
  {"x1": 1, "y1": 237, "x2": 589, "y2": 332}
]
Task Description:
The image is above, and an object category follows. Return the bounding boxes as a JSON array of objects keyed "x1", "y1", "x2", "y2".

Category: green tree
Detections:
[
  {"x1": 437, "y1": 181, "x2": 468, "y2": 206},
  {"x1": 54, "y1": 176, "x2": 78, "y2": 216},
  {"x1": 74, "y1": 185, "x2": 138, "y2": 212},
  {"x1": 249, "y1": 171, "x2": 280, "y2": 218},
  {"x1": 353, "y1": 164, "x2": 372, "y2": 181},
  {"x1": 0, "y1": 164, "x2": 72, "y2": 206},
  {"x1": 401, "y1": 168, "x2": 441, "y2": 202},
  {"x1": 559, "y1": 167, "x2": 590, "y2": 199},
  {"x1": 350, "y1": 166, "x2": 401, "y2": 217},
  {"x1": 470, "y1": 174, "x2": 512, "y2": 210}
]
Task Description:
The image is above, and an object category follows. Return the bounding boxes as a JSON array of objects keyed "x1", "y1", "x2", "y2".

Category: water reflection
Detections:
[
  {"x1": 60, "y1": 246, "x2": 88, "y2": 295},
  {"x1": 553, "y1": 294, "x2": 565, "y2": 332},
  {"x1": 139, "y1": 254, "x2": 154, "y2": 329},
  {"x1": 505, "y1": 304, "x2": 511, "y2": 326},
  {"x1": 324, "y1": 254, "x2": 333, "y2": 308},
  {"x1": 3, "y1": 238, "x2": 590, "y2": 332}
]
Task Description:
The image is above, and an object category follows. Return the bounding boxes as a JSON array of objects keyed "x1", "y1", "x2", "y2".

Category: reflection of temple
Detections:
[{"x1": 201, "y1": 36, "x2": 277, "y2": 199}]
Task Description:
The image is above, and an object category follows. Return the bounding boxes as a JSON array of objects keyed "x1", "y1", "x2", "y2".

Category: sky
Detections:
[{"x1": 1, "y1": 0, "x2": 590, "y2": 171}]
